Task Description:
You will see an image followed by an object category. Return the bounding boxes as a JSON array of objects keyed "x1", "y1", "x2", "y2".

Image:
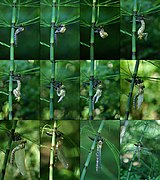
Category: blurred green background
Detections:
[
  {"x1": 80, "y1": 60, "x2": 120, "y2": 120},
  {"x1": 80, "y1": 120, "x2": 120, "y2": 180},
  {"x1": 120, "y1": 120, "x2": 160, "y2": 180},
  {"x1": 120, "y1": 60, "x2": 160, "y2": 120},
  {"x1": 80, "y1": 0, "x2": 120, "y2": 60},
  {"x1": 0, "y1": 120, "x2": 40, "y2": 180},
  {"x1": 0, "y1": 60, "x2": 40, "y2": 120},
  {"x1": 120, "y1": 0, "x2": 160, "y2": 60},
  {"x1": 40, "y1": 0, "x2": 80, "y2": 60},
  {"x1": 0, "y1": 0, "x2": 39, "y2": 60},
  {"x1": 40, "y1": 60, "x2": 80, "y2": 120},
  {"x1": 40, "y1": 120, "x2": 80, "y2": 180}
]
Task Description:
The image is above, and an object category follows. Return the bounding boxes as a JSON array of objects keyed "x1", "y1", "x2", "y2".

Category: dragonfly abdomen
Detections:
[{"x1": 14, "y1": 27, "x2": 24, "y2": 46}]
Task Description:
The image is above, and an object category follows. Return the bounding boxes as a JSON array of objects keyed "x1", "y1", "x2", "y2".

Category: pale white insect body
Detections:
[
  {"x1": 92, "y1": 85, "x2": 102, "y2": 109},
  {"x1": 55, "y1": 25, "x2": 66, "y2": 34},
  {"x1": 14, "y1": 27, "x2": 24, "y2": 46},
  {"x1": 57, "y1": 85, "x2": 65, "y2": 103},
  {"x1": 13, "y1": 80, "x2": 21, "y2": 101},
  {"x1": 99, "y1": 28, "x2": 108, "y2": 39},
  {"x1": 138, "y1": 19, "x2": 148, "y2": 40},
  {"x1": 96, "y1": 140, "x2": 103, "y2": 172}
]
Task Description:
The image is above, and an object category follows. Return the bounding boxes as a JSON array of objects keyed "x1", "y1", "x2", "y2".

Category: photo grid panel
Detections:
[{"x1": 0, "y1": 0, "x2": 160, "y2": 180}]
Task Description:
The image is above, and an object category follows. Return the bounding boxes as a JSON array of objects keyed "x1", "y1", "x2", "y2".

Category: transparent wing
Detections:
[
  {"x1": 15, "y1": 148, "x2": 27, "y2": 176},
  {"x1": 57, "y1": 146, "x2": 69, "y2": 169},
  {"x1": 137, "y1": 93, "x2": 144, "y2": 109}
]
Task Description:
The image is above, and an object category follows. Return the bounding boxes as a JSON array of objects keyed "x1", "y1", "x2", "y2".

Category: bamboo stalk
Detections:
[
  {"x1": 49, "y1": 0, "x2": 56, "y2": 120},
  {"x1": 126, "y1": 122, "x2": 148, "y2": 180},
  {"x1": 80, "y1": 120, "x2": 105, "y2": 180},
  {"x1": 132, "y1": 0, "x2": 137, "y2": 60},
  {"x1": 9, "y1": 0, "x2": 17, "y2": 120},
  {"x1": 49, "y1": 120, "x2": 57, "y2": 180},
  {"x1": 0, "y1": 120, "x2": 17, "y2": 180},
  {"x1": 125, "y1": 60, "x2": 140, "y2": 120},
  {"x1": 89, "y1": 0, "x2": 96, "y2": 120}
]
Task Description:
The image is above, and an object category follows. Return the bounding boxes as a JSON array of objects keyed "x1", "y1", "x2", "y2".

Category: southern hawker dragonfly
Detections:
[
  {"x1": 89, "y1": 135, "x2": 104, "y2": 172},
  {"x1": 46, "y1": 129, "x2": 69, "y2": 169}
]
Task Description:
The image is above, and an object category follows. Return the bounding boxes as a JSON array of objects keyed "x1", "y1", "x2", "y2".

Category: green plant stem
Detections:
[
  {"x1": 49, "y1": 120, "x2": 57, "y2": 180},
  {"x1": 132, "y1": 0, "x2": 137, "y2": 60},
  {"x1": 9, "y1": 0, "x2": 17, "y2": 120},
  {"x1": 89, "y1": 0, "x2": 96, "y2": 120},
  {"x1": 125, "y1": 60, "x2": 140, "y2": 120},
  {"x1": 80, "y1": 120, "x2": 105, "y2": 180},
  {"x1": 49, "y1": 0, "x2": 56, "y2": 120},
  {"x1": 0, "y1": 120, "x2": 17, "y2": 180},
  {"x1": 126, "y1": 122, "x2": 148, "y2": 180}
]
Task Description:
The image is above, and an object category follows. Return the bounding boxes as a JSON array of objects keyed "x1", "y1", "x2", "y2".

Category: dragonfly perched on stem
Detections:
[
  {"x1": 125, "y1": 77, "x2": 145, "y2": 110},
  {"x1": 46, "y1": 129, "x2": 69, "y2": 169},
  {"x1": 89, "y1": 135, "x2": 104, "y2": 172},
  {"x1": 134, "y1": 142, "x2": 143, "y2": 162},
  {"x1": 123, "y1": 141, "x2": 151, "y2": 163}
]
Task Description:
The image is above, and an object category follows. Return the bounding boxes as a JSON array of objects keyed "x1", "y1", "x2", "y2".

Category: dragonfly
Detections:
[
  {"x1": 121, "y1": 60, "x2": 160, "y2": 110},
  {"x1": 10, "y1": 133, "x2": 27, "y2": 176},
  {"x1": 89, "y1": 135, "x2": 104, "y2": 172},
  {"x1": 125, "y1": 77, "x2": 145, "y2": 110},
  {"x1": 134, "y1": 142, "x2": 143, "y2": 161},
  {"x1": 46, "y1": 129, "x2": 69, "y2": 169},
  {"x1": 40, "y1": 61, "x2": 79, "y2": 104},
  {"x1": 123, "y1": 141, "x2": 151, "y2": 162}
]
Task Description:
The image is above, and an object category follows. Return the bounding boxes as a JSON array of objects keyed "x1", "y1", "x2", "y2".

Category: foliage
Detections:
[
  {"x1": 0, "y1": 60, "x2": 40, "y2": 120},
  {"x1": 120, "y1": 0, "x2": 160, "y2": 60},
  {"x1": 120, "y1": 120, "x2": 160, "y2": 180},
  {"x1": 80, "y1": 60, "x2": 120, "y2": 120},
  {"x1": 81, "y1": 0, "x2": 120, "y2": 60},
  {"x1": 0, "y1": 120, "x2": 40, "y2": 180},
  {"x1": 80, "y1": 120, "x2": 119, "y2": 180},
  {"x1": 40, "y1": 60, "x2": 80, "y2": 120},
  {"x1": 120, "y1": 60, "x2": 160, "y2": 120},
  {"x1": 40, "y1": 120, "x2": 80, "y2": 180},
  {"x1": 41, "y1": 0, "x2": 79, "y2": 60},
  {"x1": 0, "y1": 0, "x2": 39, "y2": 60}
]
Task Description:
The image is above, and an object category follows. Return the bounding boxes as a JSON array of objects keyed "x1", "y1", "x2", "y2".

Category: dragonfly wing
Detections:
[
  {"x1": 57, "y1": 147, "x2": 69, "y2": 169},
  {"x1": 137, "y1": 93, "x2": 143, "y2": 109},
  {"x1": 15, "y1": 148, "x2": 27, "y2": 176}
]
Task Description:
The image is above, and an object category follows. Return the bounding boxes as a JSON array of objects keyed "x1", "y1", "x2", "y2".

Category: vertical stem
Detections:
[
  {"x1": 0, "y1": 121, "x2": 17, "y2": 180},
  {"x1": 89, "y1": 0, "x2": 96, "y2": 120},
  {"x1": 49, "y1": 0, "x2": 56, "y2": 120},
  {"x1": 9, "y1": 0, "x2": 17, "y2": 120},
  {"x1": 125, "y1": 60, "x2": 140, "y2": 120},
  {"x1": 132, "y1": 0, "x2": 137, "y2": 60},
  {"x1": 80, "y1": 120, "x2": 105, "y2": 180},
  {"x1": 49, "y1": 120, "x2": 57, "y2": 180}
]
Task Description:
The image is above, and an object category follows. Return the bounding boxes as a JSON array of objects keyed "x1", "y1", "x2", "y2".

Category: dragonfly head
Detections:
[
  {"x1": 134, "y1": 142, "x2": 143, "y2": 147},
  {"x1": 12, "y1": 132, "x2": 22, "y2": 141},
  {"x1": 12, "y1": 74, "x2": 22, "y2": 81}
]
